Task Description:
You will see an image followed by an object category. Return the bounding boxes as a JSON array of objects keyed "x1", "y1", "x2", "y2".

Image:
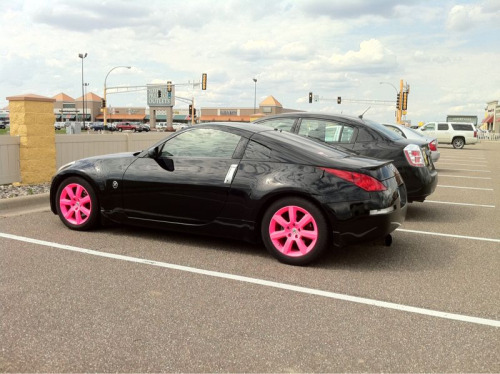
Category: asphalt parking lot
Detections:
[{"x1": 1, "y1": 141, "x2": 499, "y2": 372}]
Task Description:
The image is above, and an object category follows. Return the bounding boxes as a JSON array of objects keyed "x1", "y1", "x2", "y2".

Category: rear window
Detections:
[
  {"x1": 451, "y1": 123, "x2": 474, "y2": 131},
  {"x1": 363, "y1": 119, "x2": 401, "y2": 141}
]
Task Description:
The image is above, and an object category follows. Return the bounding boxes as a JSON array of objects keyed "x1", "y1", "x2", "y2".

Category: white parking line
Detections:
[
  {"x1": 424, "y1": 200, "x2": 495, "y2": 208},
  {"x1": 437, "y1": 185, "x2": 493, "y2": 191},
  {"x1": 437, "y1": 162, "x2": 488, "y2": 167},
  {"x1": 1, "y1": 232, "x2": 498, "y2": 328},
  {"x1": 438, "y1": 175, "x2": 492, "y2": 180},
  {"x1": 397, "y1": 228, "x2": 500, "y2": 244},
  {"x1": 439, "y1": 157, "x2": 486, "y2": 161},
  {"x1": 438, "y1": 168, "x2": 491, "y2": 172}
]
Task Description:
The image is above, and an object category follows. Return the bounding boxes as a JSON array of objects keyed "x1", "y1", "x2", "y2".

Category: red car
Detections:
[{"x1": 115, "y1": 122, "x2": 139, "y2": 132}]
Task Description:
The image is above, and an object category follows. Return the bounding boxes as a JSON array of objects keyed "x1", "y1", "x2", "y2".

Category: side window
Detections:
[
  {"x1": 339, "y1": 126, "x2": 355, "y2": 143},
  {"x1": 356, "y1": 128, "x2": 377, "y2": 142},
  {"x1": 243, "y1": 140, "x2": 272, "y2": 161},
  {"x1": 438, "y1": 123, "x2": 449, "y2": 130},
  {"x1": 160, "y1": 128, "x2": 241, "y2": 158},
  {"x1": 298, "y1": 119, "x2": 346, "y2": 143},
  {"x1": 422, "y1": 123, "x2": 435, "y2": 131},
  {"x1": 451, "y1": 123, "x2": 474, "y2": 131},
  {"x1": 257, "y1": 118, "x2": 295, "y2": 132}
]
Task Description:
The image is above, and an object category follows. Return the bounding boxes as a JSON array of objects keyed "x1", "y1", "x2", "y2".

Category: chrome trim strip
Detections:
[{"x1": 369, "y1": 205, "x2": 396, "y2": 215}]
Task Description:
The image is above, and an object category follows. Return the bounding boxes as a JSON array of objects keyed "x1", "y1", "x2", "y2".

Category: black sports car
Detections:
[
  {"x1": 254, "y1": 113, "x2": 438, "y2": 202},
  {"x1": 50, "y1": 123, "x2": 407, "y2": 265}
]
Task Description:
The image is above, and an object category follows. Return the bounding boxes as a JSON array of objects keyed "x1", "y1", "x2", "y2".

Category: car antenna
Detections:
[{"x1": 359, "y1": 106, "x2": 371, "y2": 119}]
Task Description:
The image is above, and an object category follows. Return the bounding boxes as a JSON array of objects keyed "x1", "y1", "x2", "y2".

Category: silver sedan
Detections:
[{"x1": 383, "y1": 124, "x2": 440, "y2": 163}]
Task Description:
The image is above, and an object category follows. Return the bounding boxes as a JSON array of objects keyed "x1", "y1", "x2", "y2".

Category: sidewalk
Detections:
[{"x1": 0, "y1": 193, "x2": 50, "y2": 217}]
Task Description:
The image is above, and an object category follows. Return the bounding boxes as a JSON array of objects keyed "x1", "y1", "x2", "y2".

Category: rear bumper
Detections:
[
  {"x1": 332, "y1": 200, "x2": 407, "y2": 247},
  {"x1": 431, "y1": 150, "x2": 440, "y2": 163},
  {"x1": 400, "y1": 166, "x2": 438, "y2": 202},
  {"x1": 326, "y1": 183, "x2": 407, "y2": 247}
]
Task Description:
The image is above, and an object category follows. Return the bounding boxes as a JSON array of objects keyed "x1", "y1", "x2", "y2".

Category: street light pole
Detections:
[
  {"x1": 379, "y1": 81, "x2": 400, "y2": 124},
  {"x1": 78, "y1": 53, "x2": 87, "y2": 128},
  {"x1": 104, "y1": 65, "x2": 131, "y2": 129},
  {"x1": 84, "y1": 83, "x2": 89, "y2": 126},
  {"x1": 253, "y1": 78, "x2": 257, "y2": 113}
]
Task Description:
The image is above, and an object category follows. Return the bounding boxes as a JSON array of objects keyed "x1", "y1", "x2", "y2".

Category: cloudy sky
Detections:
[{"x1": 1, "y1": 0, "x2": 499, "y2": 123}]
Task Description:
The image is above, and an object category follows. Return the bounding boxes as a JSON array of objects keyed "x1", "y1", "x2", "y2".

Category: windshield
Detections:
[{"x1": 363, "y1": 119, "x2": 402, "y2": 141}]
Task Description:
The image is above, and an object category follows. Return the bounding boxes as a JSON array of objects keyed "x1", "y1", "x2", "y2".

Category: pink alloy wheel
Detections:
[
  {"x1": 269, "y1": 205, "x2": 318, "y2": 257},
  {"x1": 59, "y1": 183, "x2": 92, "y2": 225}
]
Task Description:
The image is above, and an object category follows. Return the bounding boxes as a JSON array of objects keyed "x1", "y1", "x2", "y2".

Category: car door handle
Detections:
[{"x1": 224, "y1": 164, "x2": 238, "y2": 184}]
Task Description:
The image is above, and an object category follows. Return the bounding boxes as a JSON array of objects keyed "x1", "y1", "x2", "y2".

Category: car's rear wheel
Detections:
[
  {"x1": 261, "y1": 197, "x2": 330, "y2": 265},
  {"x1": 452, "y1": 137, "x2": 465, "y2": 149},
  {"x1": 56, "y1": 177, "x2": 99, "y2": 231}
]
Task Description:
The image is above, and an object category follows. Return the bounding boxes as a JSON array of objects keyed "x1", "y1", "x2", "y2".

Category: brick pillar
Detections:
[{"x1": 7, "y1": 94, "x2": 56, "y2": 184}]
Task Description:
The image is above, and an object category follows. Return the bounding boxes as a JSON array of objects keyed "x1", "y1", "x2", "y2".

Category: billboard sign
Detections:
[{"x1": 147, "y1": 85, "x2": 175, "y2": 107}]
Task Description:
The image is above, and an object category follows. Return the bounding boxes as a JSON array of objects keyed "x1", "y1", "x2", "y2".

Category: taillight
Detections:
[
  {"x1": 404, "y1": 144, "x2": 425, "y2": 167},
  {"x1": 474, "y1": 130, "x2": 477, "y2": 138},
  {"x1": 429, "y1": 139, "x2": 438, "y2": 151},
  {"x1": 321, "y1": 168, "x2": 386, "y2": 191}
]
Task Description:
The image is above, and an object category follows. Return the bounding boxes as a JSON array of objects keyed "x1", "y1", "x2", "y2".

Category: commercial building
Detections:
[
  {"x1": 50, "y1": 93, "x2": 301, "y2": 125},
  {"x1": 482, "y1": 100, "x2": 499, "y2": 133}
]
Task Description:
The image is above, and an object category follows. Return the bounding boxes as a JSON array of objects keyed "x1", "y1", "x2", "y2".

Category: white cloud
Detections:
[
  {"x1": 447, "y1": 2, "x2": 500, "y2": 31},
  {"x1": 0, "y1": 0, "x2": 499, "y2": 124}
]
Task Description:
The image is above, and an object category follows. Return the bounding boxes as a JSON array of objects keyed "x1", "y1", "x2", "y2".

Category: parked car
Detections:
[
  {"x1": 173, "y1": 122, "x2": 190, "y2": 131},
  {"x1": 50, "y1": 123, "x2": 407, "y2": 265},
  {"x1": 476, "y1": 128, "x2": 490, "y2": 139},
  {"x1": 136, "y1": 124, "x2": 150, "y2": 132},
  {"x1": 90, "y1": 122, "x2": 105, "y2": 131},
  {"x1": 254, "y1": 112, "x2": 438, "y2": 203},
  {"x1": 54, "y1": 122, "x2": 67, "y2": 130},
  {"x1": 0, "y1": 122, "x2": 6, "y2": 129},
  {"x1": 419, "y1": 122, "x2": 478, "y2": 149},
  {"x1": 383, "y1": 124, "x2": 440, "y2": 162},
  {"x1": 115, "y1": 122, "x2": 139, "y2": 132}
]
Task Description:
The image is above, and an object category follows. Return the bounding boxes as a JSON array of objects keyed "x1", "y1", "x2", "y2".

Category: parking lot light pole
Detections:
[
  {"x1": 104, "y1": 66, "x2": 131, "y2": 129},
  {"x1": 379, "y1": 81, "x2": 400, "y2": 123},
  {"x1": 78, "y1": 53, "x2": 87, "y2": 127},
  {"x1": 253, "y1": 78, "x2": 257, "y2": 113}
]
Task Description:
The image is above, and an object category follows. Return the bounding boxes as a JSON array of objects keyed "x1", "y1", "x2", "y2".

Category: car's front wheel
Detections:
[
  {"x1": 261, "y1": 197, "x2": 330, "y2": 265},
  {"x1": 452, "y1": 137, "x2": 465, "y2": 149},
  {"x1": 56, "y1": 177, "x2": 100, "y2": 231}
]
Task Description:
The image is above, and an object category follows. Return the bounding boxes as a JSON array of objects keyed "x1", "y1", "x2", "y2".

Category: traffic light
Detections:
[
  {"x1": 337, "y1": 96, "x2": 341, "y2": 104},
  {"x1": 158, "y1": 89, "x2": 162, "y2": 98},
  {"x1": 167, "y1": 81, "x2": 172, "y2": 93},
  {"x1": 396, "y1": 93, "x2": 401, "y2": 109},
  {"x1": 402, "y1": 92, "x2": 408, "y2": 111},
  {"x1": 189, "y1": 104, "x2": 193, "y2": 114},
  {"x1": 101, "y1": 99, "x2": 106, "y2": 108},
  {"x1": 202, "y1": 73, "x2": 207, "y2": 90},
  {"x1": 308, "y1": 92, "x2": 313, "y2": 103}
]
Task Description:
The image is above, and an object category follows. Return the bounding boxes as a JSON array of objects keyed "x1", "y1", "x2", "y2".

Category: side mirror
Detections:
[
  {"x1": 148, "y1": 146, "x2": 160, "y2": 159},
  {"x1": 160, "y1": 157, "x2": 175, "y2": 172}
]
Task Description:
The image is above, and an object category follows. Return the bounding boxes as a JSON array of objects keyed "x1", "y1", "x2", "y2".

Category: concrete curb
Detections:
[{"x1": 0, "y1": 193, "x2": 51, "y2": 217}]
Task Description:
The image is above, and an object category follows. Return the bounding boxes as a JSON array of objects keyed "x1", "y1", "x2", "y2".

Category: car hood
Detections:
[{"x1": 57, "y1": 152, "x2": 139, "y2": 180}]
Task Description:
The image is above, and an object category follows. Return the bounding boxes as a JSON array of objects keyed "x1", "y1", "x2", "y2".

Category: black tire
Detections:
[
  {"x1": 55, "y1": 177, "x2": 100, "y2": 231},
  {"x1": 261, "y1": 197, "x2": 330, "y2": 265},
  {"x1": 452, "y1": 137, "x2": 465, "y2": 149}
]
